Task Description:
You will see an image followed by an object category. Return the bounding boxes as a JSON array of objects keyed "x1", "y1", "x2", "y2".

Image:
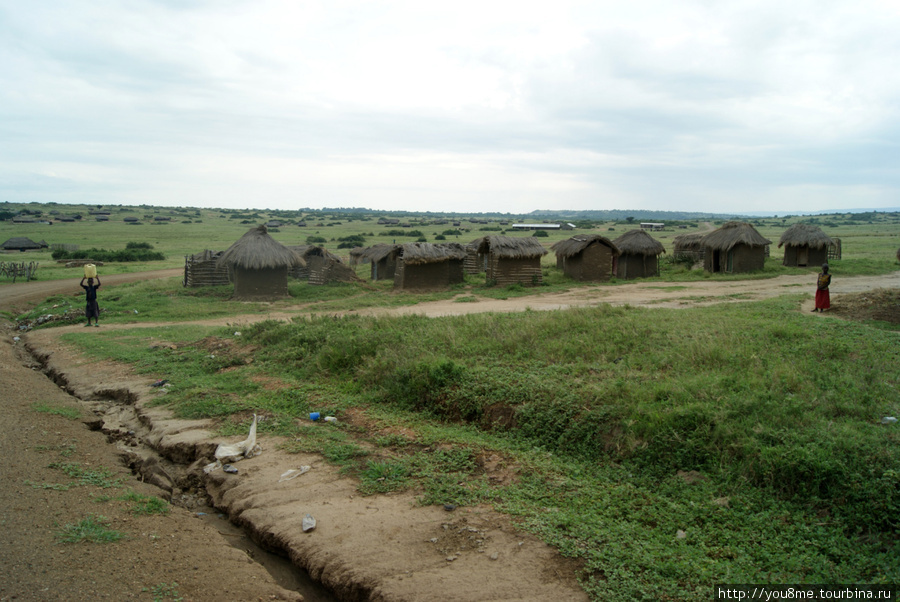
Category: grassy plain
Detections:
[{"x1": 5, "y1": 204, "x2": 900, "y2": 600}]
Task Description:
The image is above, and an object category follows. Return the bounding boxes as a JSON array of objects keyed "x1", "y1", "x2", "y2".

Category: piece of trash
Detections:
[
  {"x1": 309, "y1": 412, "x2": 320, "y2": 421},
  {"x1": 150, "y1": 379, "x2": 169, "y2": 388},
  {"x1": 676, "y1": 529, "x2": 687, "y2": 539},
  {"x1": 205, "y1": 414, "x2": 262, "y2": 473},
  {"x1": 223, "y1": 464, "x2": 238, "y2": 474},
  {"x1": 195, "y1": 512, "x2": 207, "y2": 517},
  {"x1": 881, "y1": 417, "x2": 898, "y2": 424},
  {"x1": 133, "y1": 309, "x2": 139, "y2": 314},
  {"x1": 302, "y1": 514, "x2": 316, "y2": 533},
  {"x1": 12, "y1": 336, "x2": 20, "y2": 343},
  {"x1": 443, "y1": 504, "x2": 457, "y2": 512},
  {"x1": 279, "y1": 466, "x2": 311, "y2": 482},
  {"x1": 233, "y1": 331, "x2": 241, "y2": 337},
  {"x1": 324, "y1": 416, "x2": 337, "y2": 423}
]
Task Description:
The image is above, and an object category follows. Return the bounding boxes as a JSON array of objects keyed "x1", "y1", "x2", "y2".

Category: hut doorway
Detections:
[
  {"x1": 726, "y1": 250, "x2": 734, "y2": 272},
  {"x1": 711, "y1": 250, "x2": 721, "y2": 272},
  {"x1": 797, "y1": 247, "x2": 809, "y2": 267}
]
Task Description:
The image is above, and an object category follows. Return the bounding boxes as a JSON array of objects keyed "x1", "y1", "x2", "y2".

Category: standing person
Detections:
[
  {"x1": 80, "y1": 275, "x2": 102, "y2": 326},
  {"x1": 812, "y1": 263, "x2": 830, "y2": 313}
]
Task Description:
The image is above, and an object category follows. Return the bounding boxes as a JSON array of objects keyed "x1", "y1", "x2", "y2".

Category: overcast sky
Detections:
[{"x1": 2, "y1": 1, "x2": 898, "y2": 215}]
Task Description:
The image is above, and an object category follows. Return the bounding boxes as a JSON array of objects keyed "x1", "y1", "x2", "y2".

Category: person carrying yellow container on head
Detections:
[{"x1": 80, "y1": 268, "x2": 102, "y2": 327}]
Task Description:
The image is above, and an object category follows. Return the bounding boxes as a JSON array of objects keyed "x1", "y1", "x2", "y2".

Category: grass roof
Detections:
[
  {"x1": 217, "y1": 225, "x2": 304, "y2": 270},
  {"x1": 475, "y1": 235, "x2": 548, "y2": 259},
  {"x1": 550, "y1": 234, "x2": 620, "y2": 258},
  {"x1": 399, "y1": 242, "x2": 467, "y2": 265},
  {"x1": 700, "y1": 221, "x2": 771, "y2": 252},
  {"x1": 612, "y1": 229, "x2": 666, "y2": 256},
  {"x1": 777, "y1": 223, "x2": 835, "y2": 249}
]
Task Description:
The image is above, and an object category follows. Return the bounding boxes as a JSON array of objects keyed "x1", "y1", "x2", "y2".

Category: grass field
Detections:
[{"x1": 5, "y1": 203, "x2": 900, "y2": 600}]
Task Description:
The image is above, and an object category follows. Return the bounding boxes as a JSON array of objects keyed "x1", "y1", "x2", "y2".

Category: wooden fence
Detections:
[{"x1": 0, "y1": 261, "x2": 39, "y2": 282}]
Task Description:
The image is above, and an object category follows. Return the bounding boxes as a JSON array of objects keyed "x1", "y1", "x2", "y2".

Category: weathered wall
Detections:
[
  {"x1": 233, "y1": 267, "x2": 289, "y2": 299},
  {"x1": 487, "y1": 256, "x2": 542, "y2": 286}
]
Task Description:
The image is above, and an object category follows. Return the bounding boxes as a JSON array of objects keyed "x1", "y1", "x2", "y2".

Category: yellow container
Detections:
[{"x1": 83, "y1": 264, "x2": 97, "y2": 279}]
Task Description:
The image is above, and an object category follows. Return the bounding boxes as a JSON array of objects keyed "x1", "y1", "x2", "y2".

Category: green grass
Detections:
[
  {"x1": 55, "y1": 515, "x2": 126, "y2": 544},
  {"x1": 145, "y1": 582, "x2": 183, "y2": 602},
  {"x1": 48, "y1": 461, "x2": 123, "y2": 489},
  {"x1": 31, "y1": 402, "x2": 81, "y2": 420}
]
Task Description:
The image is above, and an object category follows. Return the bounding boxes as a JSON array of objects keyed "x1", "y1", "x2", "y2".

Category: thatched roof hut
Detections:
[
  {"x1": 287, "y1": 245, "x2": 360, "y2": 285},
  {"x1": 551, "y1": 234, "x2": 619, "y2": 282},
  {"x1": 360, "y1": 244, "x2": 401, "y2": 281},
  {"x1": 672, "y1": 232, "x2": 705, "y2": 262},
  {"x1": 612, "y1": 230, "x2": 666, "y2": 279},
  {"x1": 463, "y1": 238, "x2": 487, "y2": 275},
  {"x1": 394, "y1": 242, "x2": 467, "y2": 290},
  {"x1": 1, "y1": 237, "x2": 47, "y2": 251},
  {"x1": 475, "y1": 236, "x2": 548, "y2": 286},
  {"x1": 777, "y1": 223, "x2": 835, "y2": 267},
  {"x1": 700, "y1": 221, "x2": 771, "y2": 273},
  {"x1": 217, "y1": 225, "x2": 304, "y2": 299}
]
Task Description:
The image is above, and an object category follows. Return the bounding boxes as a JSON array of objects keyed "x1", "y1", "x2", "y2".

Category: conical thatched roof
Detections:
[
  {"x1": 475, "y1": 235, "x2": 548, "y2": 259},
  {"x1": 1, "y1": 237, "x2": 43, "y2": 250},
  {"x1": 287, "y1": 245, "x2": 343, "y2": 263},
  {"x1": 700, "y1": 221, "x2": 771, "y2": 251},
  {"x1": 550, "y1": 234, "x2": 620, "y2": 258},
  {"x1": 777, "y1": 223, "x2": 835, "y2": 249},
  {"x1": 217, "y1": 225, "x2": 304, "y2": 270},
  {"x1": 612, "y1": 230, "x2": 666, "y2": 256},
  {"x1": 399, "y1": 242, "x2": 467, "y2": 265}
]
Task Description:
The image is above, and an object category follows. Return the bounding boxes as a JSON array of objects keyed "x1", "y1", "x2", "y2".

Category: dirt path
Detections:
[{"x1": 2, "y1": 270, "x2": 899, "y2": 601}]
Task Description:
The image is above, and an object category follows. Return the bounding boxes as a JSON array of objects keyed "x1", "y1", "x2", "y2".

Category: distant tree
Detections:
[{"x1": 625, "y1": 217, "x2": 635, "y2": 223}]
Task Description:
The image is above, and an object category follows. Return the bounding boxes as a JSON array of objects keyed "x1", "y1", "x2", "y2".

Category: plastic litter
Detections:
[
  {"x1": 302, "y1": 514, "x2": 317, "y2": 533},
  {"x1": 150, "y1": 379, "x2": 169, "y2": 388},
  {"x1": 233, "y1": 331, "x2": 242, "y2": 337},
  {"x1": 881, "y1": 416, "x2": 898, "y2": 424},
  {"x1": 324, "y1": 416, "x2": 337, "y2": 423},
  {"x1": 309, "y1": 412, "x2": 320, "y2": 421},
  {"x1": 279, "y1": 466, "x2": 311, "y2": 482},
  {"x1": 203, "y1": 414, "x2": 262, "y2": 473},
  {"x1": 223, "y1": 464, "x2": 238, "y2": 474}
]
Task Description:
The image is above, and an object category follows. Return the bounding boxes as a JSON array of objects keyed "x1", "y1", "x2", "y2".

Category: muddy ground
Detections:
[{"x1": 1, "y1": 271, "x2": 898, "y2": 601}]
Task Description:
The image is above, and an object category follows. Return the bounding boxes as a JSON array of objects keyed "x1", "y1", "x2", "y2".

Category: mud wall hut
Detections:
[
  {"x1": 476, "y1": 236, "x2": 547, "y2": 286},
  {"x1": 363, "y1": 244, "x2": 401, "y2": 281},
  {"x1": 550, "y1": 234, "x2": 619, "y2": 282},
  {"x1": 217, "y1": 225, "x2": 304, "y2": 300},
  {"x1": 393, "y1": 242, "x2": 467, "y2": 290},
  {"x1": 700, "y1": 221, "x2": 771, "y2": 274},
  {"x1": 613, "y1": 230, "x2": 666, "y2": 279},
  {"x1": 288, "y1": 245, "x2": 360, "y2": 285},
  {"x1": 463, "y1": 238, "x2": 487, "y2": 275},
  {"x1": 183, "y1": 250, "x2": 230, "y2": 287},
  {"x1": 1, "y1": 237, "x2": 47, "y2": 251},
  {"x1": 778, "y1": 223, "x2": 835, "y2": 267},
  {"x1": 672, "y1": 232, "x2": 705, "y2": 263}
]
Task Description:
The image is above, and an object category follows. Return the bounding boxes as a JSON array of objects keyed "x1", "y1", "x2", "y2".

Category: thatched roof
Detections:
[
  {"x1": 361, "y1": 244, "x2": 400, "y2": 263},
  {"x1": 550, "y1": 234, "x2": 620, "y2": 258},
  {"x1": 475, "y1": 236, "x2": 548, "y2": 259},
  {"x1": 399, "y1": 242, "x2": 467, "y2": 265},
  {"x1": 612, "y1": 230, "x2": 666, "y2": 256},
  {"x1": 287, "y1": 245, "x2": 343, "y2": 262},
  {"x1": 777, "y1": 223, "x2": 835, "y2": 249},
  {"x1": 1, "y1": 237, "x2": 45, "y2": 250},
  {"x1": 672, "y1": 232, "x2": 705, "y2": 249},
  {"x1": 217, "y1": 225, "x2": 304, "y2": 270},
  {"x1": 188, "y1": 249, "x2": 223, "y2": 262},
  {"x1": 700, "y1": 221, "x2": 771, "y2": 251}
]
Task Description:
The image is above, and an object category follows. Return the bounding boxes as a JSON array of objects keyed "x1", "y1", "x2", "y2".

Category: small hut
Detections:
[
  {"x1": 475, "y1": 236, "x2": 547, "y2": 286},
  {"x1": 393, "y1": 242, "x2": 467, "y2": 290},
  {"x1": 778, "y1": 223, "x2": 835, "y2": 267},
  {"x1": 612, "y1": 230, "x2": 666, "y2": 279},
  {"x1": 700, "y1": 221, "x2": 771, "y2": 274},
  {"x1": 1, "y1": 237, "x2": 47, "y2": 251},
  {"x1": 217, "y1": 225, "x2": 304, "y2": 300},
  {"x1": 183, "y1": 250, "x2": 230, "y2": 287},
  {"x1": 672, "y1": 232, "x2": 706, "y2": 263},
  {"x1": 363, "y1": 244, "x2": 401, "y2": 281},
  {"x1": 463, "y1": 238, "x2": 487, "y2": 275},
  {"x1": 287, "y1": 245, "x2": 360, "y2": 285},
  {"x1": 550, "y1": 234, "x2": 619, "y2": 282}
]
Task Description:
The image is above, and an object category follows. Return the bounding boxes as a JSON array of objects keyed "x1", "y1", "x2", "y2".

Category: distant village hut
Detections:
[
  {"x1": 672, "y1": 233, "x2": 706, "y2": 263},
  {"x1": 393, "y1": 242, "x2": 467, "y2": 290},
  {"x1": 363, "y1": 244, "x2": 401, "y2": 281},
  {"x1": 476, "y1": 236, "x2": 548, "y2": 286},
  {"x1": 778, "y1": 223, "x2": 835, "y2": 267},
  {"x1": 288, "y1": 245, "x2": 360, "y2": 285},
  {"x1": 700, "y1": 221, "x2": 771, "y2": 274},
  {"x1": 217, "y1": 225, "x2": 304, "y2": 300},
  {"x1": 550, "y1": 234, "x2": 619, "y2": 282},
  {"x1": 612, "y1": 230, "x2": 666, "y2": 279},
  {"x1": 1, "y1": 237, "x2": 48, "y2": 252},
  {"x1": 183, "y1": 250, "x2": 230, "y2": 287}
]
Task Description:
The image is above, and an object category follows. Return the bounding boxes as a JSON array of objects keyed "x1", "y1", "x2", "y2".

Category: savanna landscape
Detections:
[{"x1": 2, "y1": 203, "x2": 899, "y2": 601}]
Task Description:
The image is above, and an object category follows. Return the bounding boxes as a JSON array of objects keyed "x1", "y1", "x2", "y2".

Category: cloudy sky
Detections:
[{"x1": 2, "y1": 1, "x2": 898, "y2": 215}]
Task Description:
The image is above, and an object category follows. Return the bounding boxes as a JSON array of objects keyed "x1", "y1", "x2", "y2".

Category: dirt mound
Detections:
[{"x1": 832, "y1": 288, "x2": 900, "y2": 325}]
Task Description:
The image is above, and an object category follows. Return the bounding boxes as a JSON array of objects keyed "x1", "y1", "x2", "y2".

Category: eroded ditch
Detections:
[{"x1": 21, "y1": 342, "x2": 338, "y2": 602}]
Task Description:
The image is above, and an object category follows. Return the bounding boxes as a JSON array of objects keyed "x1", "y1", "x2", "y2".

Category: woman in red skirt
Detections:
[{"x1": 812, "y1": 263, "x2": 830, "y2": 312}]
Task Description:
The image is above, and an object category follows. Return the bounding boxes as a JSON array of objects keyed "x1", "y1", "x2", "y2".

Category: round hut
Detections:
[
  {"x1": 672, "y1": 232, "x2": 705, "y2": 263},
  {"x1": 475, "y1": 235, "x2": 548, "y2": 286},
  {"x1": 777, "y1": 223, "x2": 835, "y2": 267},
  {"x1": 612, "y1": 230, "x2": 666, "y2": 279},
  {"x1": 700, "y1": 221, "x2": 771, "y2": 274},
  {"x1": 217, "y1": 225, "x2": 303, "y2": 300},
  {"x1": 393, "y1": 242, "x2": 467, "y2": 290},
  {"x1": 550, "y1": 234, "x2": 619, "y2": 282}
]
